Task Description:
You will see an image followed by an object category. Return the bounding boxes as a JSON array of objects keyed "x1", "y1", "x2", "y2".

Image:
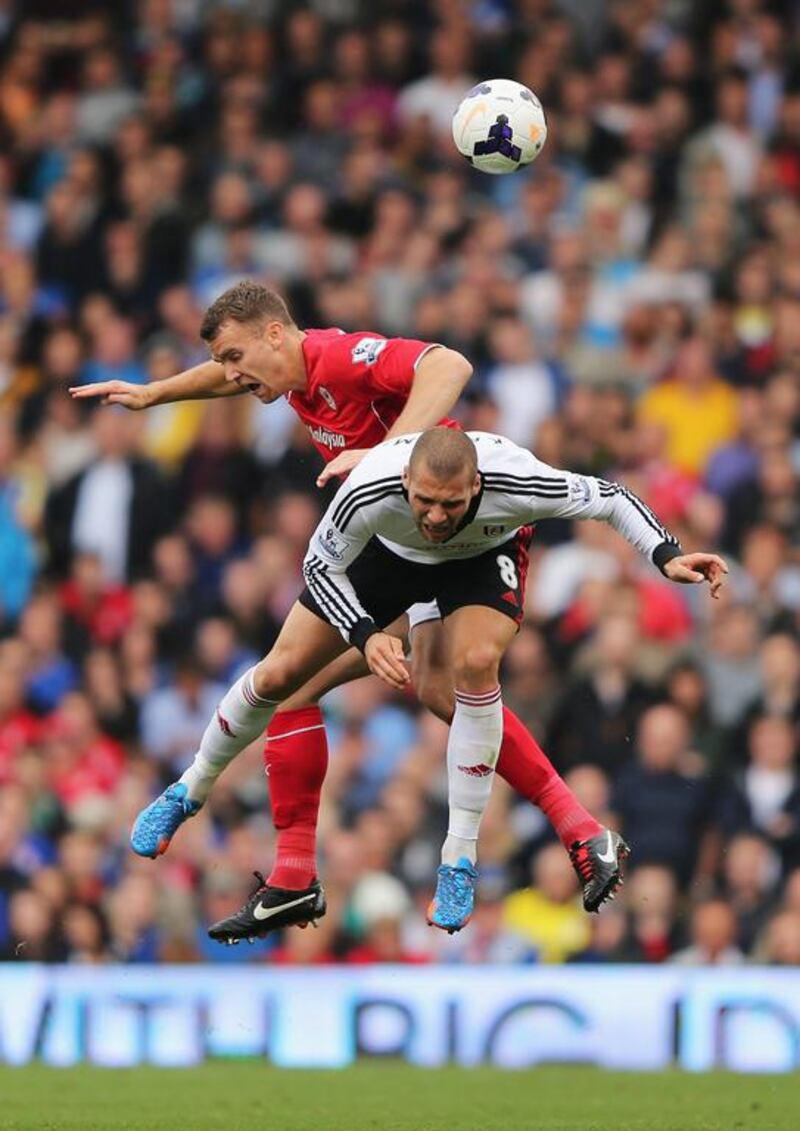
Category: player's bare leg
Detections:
[
  {"x1": 426, "y1": 605, "x2": 516, "y2": 933},
  {"x1": 271, "y1": 644, "x2": 373, "y2": 709}
]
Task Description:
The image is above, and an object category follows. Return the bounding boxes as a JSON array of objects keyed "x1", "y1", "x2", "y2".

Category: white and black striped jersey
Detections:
[{"x1": 303, "y1": 431, "x2": 681, "y2": 645}]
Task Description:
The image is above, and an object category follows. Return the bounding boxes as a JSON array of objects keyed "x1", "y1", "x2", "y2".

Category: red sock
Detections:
[
  {"x1": 497, "y1": 707, "x2": 602, "y2": 849},
  {"x1": 264, "y1": 706, "x2": 328, "y2": 890}
]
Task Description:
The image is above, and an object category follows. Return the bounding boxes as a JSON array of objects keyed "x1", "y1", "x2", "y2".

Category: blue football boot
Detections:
[
  {"x1": 426, "y1": 857, "x2": 478, "y2": 934},
  {"x1": 130, "y1": 782, "x2": 201, "y2": 858}
]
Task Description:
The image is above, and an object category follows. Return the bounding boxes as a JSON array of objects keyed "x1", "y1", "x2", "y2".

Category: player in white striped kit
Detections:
[{"x1": 202, "y1": 427, "x2": 727, "y2": 939}]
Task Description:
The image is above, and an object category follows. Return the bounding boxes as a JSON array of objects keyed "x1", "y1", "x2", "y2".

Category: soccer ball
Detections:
[{"x1": 452, "y1": 78, "x2": 547, "y2": 175}]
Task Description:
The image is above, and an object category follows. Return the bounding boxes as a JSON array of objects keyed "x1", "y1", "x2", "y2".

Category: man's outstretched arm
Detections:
[
  {"x1": 69, "y1": 359, "x2": 245, "y2": 410},
  {"x1": 498, "y1": 446, "x2": 729, "y2": 599}
]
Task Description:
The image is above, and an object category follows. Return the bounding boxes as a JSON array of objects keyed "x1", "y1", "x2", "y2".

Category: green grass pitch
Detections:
[{"x1": 0, "y1": 1062, "x2": 798, "y2": 1130}]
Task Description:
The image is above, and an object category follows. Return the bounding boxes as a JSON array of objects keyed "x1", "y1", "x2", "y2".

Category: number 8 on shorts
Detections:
[{"x1": 497, "y1": 554, "x2": 518, "y2": 589}]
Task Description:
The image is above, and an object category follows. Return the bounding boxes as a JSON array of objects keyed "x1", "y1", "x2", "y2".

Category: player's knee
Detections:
[
  {"x1": 416, "y1": 675, "x2": 454, "y2": 723},
  {"x1": 252, "y1": 652, "x2": 298, "y2": 700},
  {"x1": 453, "y1": 643, "x2": 502, "y2": 689}
]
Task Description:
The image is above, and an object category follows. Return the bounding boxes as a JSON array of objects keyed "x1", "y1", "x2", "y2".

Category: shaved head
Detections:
[{"x1": 408, "y1": 427, "x2": 477, "y2": 482}]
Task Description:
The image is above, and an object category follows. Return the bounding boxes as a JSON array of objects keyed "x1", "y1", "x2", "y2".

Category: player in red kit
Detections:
[
  {"x1": 73, "y1": 281, "x2": 620, "y2": 932},
  {"x1": 284, "y1": 329, "x2": 455, "y2": 460}
]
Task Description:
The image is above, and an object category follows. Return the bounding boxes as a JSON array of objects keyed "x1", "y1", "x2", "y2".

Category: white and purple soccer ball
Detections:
[{"x1": 452, "y1": 78, "x2": 547, "y2": 174}]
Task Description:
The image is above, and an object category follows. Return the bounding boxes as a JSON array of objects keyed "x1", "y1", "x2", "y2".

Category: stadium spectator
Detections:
[
  {"x1": 620, "y1": 865, "x2": 681, "y2": 963},
  {"x1": 18, "y1": 591, "x2": 77, "y2": 714},
  {"x1": 0, "y1": 887, "x2": 65, "y2": 962},
  {"x1": 548, "y1": 613, "x2": 653, "y2": 776},
  {"x1": 699, "y1": 603, "x2": 763, "y2": 730},
  {"x1": 669, "y1": 900, "x2": 746, "y2": 966},
  {"x1": 396, "y1": 27, "x2": 474, "y2": 139},
  {"x1": 81, "y1": 316, "x2": 147, "y2": 389},
  {"x1": 612, "y1": 705, "x2": 715, "y2": 886},
  {"x1": 0, "y1": 417, "x2": 37, "y2": 626},
  {"x1": 731, "y1": 634, "x2": 800, "y2": 759},
  {"x1": 345, "y1": 872, "x2": 429, "y2": 965},
  {"x1": 757, "y1": 909, "x2": 800, "y2": 966},
  {"x1": 503, "y1": 843, "x2": 590, "y2": 964},
  {"x1": 45, "y1": 407, "x2": 172, "y2": 583},
  {"x1": 718, "y1": 715, "x2": 800, "y2": 873},
  {"x1": 483, "y1": 315, "x2": 559, "y2": 448},
  {"x1": 637, "y1": 337, "x2": 739, "y2": 477},
  {"x1": 140, "y1": 655, "x2": 225, "y2": 778},
  {"x1": 720, "y1": 833, "x2": 780, "y2": 953}
]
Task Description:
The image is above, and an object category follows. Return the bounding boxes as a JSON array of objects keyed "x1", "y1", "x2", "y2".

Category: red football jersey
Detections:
[{"x1": 289, "y1": 329, "x2": 446, "y2": 462}]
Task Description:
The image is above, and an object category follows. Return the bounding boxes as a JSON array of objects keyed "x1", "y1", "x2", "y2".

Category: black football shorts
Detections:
[{"x1": 300, "y1": 527, "x2": 533, "y2": 631}]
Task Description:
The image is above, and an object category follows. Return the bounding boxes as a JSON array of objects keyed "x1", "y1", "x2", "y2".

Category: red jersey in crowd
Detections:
[
  {"x1": 59, "y1": 579, "x2": 134, "y2": 647},
  {"x1": 43, "y1": 713, "x2": 125, "y2": 808},
  {"x1": 0, "y1": 710, "x2": 41, "y2": 785},
  {"x1": 290, "y1": 330, "x2": 449, "y2": 463}
]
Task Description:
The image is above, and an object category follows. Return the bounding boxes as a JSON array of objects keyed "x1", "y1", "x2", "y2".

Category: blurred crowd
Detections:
[{"x1": 1, "y1": 0, "x2": 800, "y2": 969}]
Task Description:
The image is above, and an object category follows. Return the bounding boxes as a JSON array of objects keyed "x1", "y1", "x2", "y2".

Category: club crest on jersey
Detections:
[
  {"x1": 318, "y1": 385, "x2": 337, "y2": 411},
  {"x1": 352, "y1": 337, "x2": 388, "y2": 366},
  {"x1": 320, "y1": 527, "x2": 348, "y2": 561},
  {"x1": 484, "y1": 524, "x2": 506, "y2": 537}
]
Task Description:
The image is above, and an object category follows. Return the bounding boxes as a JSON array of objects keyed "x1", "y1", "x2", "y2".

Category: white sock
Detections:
[
  {"x1": 442, "y1": 686, "x2": 503, "y2": 867},
  {"x1": 179, "y1": 667, "x2": 277, "y2": 804}
]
